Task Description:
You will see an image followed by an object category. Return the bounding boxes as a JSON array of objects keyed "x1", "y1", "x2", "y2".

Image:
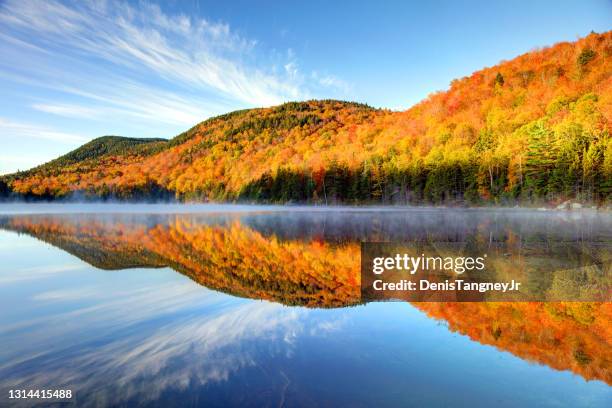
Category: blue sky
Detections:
[{"x1": 0, "y1": 0, "x2": 610, "y2": 174}]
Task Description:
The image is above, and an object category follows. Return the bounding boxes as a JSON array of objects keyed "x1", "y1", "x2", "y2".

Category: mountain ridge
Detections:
[
  {"x1": 2, "y1": 31, "x2": 610, "y2": 205},
  {"x1": 19, "y1": 136, "x2": 168, "y2": 176}
]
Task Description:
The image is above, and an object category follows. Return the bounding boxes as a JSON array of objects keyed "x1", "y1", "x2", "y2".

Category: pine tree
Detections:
[{"x1": 524, "y1": 121, "x2": 558, "y2": 197}]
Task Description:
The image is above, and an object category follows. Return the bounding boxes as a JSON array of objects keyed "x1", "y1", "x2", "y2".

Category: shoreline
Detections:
[{"x1": 0, "y1": 201, "x2": 609, "y2": 215}]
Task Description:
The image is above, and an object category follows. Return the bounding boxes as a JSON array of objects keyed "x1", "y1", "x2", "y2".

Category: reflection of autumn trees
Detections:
[
  {"x1": 1, "y1": 216, "x2": 610, "y2": 384},
  {"x1": 144, "y1": 219, "x2": 359, "y2": 307},
  {"x1": 3, "y1": 216, "x2": 360, "y2": 307},
  {"x1": 4, "y1": 32, "x2": 612, "y2": 204},
  {"x1": 416, "y1": 302, "x2": 611, "y2": 385}
]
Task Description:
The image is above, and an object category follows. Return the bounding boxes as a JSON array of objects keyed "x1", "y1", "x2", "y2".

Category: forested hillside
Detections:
[{"x1": 2, "y1": 32, "x2": 611, "y2": 205}]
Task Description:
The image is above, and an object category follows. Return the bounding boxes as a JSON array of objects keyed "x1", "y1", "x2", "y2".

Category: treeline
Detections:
[
  {"x1": 237, "y1": 161, "x2": 476, "y2": 204},
  {"x1": 0, "y1": 178, "x2": 174, "y2": 202},
  {"x1": 235, "y1": 152, "x2": 608, "y2": 205},
  {"x1": 3, "y1": 149, "x2": 608, "y2": 205},
  {"x1": 81, "y1": 179, "x2": 174, "y2": 202}
]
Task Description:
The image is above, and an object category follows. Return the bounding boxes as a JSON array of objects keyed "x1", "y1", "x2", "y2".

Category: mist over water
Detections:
[{"x1": 0, "y1": 205, "x2": 610, "y2": 407}]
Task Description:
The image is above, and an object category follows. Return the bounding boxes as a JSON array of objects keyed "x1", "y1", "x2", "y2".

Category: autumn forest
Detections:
[{"x1": 1, "y1": 32, "x2": 611, "y2": 205}]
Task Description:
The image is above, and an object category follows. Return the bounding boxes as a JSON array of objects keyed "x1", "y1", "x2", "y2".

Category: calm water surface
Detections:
[{"x1": 0, "y1": 204, "x2": 610, "y2": 407}]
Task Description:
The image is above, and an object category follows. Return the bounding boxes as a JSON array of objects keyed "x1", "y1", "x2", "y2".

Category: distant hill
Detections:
[
  {"x1": 52, "y1": 135, "x2": 167, "y2": 164},
  {"x1": 2, "y1": 32, "x2": 611, "y2": 205},
  {"x1": 16, "y1": 136, "x2": 167, "y2": 177}
]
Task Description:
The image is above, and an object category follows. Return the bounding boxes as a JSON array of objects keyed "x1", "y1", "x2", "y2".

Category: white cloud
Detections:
[
  {"x1": 0, "y1": 118, "x2": 87, "y2": 143},
  {"x1": 0, "y1": 155, "x2": 49, "y2": 175},
  {"x1": 0, "y1": 263, "x2": 84, "y2": 284},
  {"x1": 312, "y1": 71, "x2": 352, "y2": 93},
  {"x1": 284, "y1": 61, "x2": 299, "y2": 79},
  {"x1": 32, "y1": 104, "x2": 99, "y2": 119}
]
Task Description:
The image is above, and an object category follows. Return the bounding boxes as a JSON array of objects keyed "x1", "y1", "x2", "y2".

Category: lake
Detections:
[{"x1": 0, "y1": 204, "x2": 610, "y2": 407}]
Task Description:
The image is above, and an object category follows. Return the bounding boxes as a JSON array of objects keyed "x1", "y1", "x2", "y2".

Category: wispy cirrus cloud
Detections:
[
  {"x1": 0, "y1": 0, "x2": 308, "y2": 117},
  {"x1": 312, "y1": 71, "x2": 352, "y2": 94},
  {"x1": 0, "y1": 118, "x2": 87, "y2": 144},
  {"x1": 31, "y1": 104, "x2": 100, "y2": 119}
]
